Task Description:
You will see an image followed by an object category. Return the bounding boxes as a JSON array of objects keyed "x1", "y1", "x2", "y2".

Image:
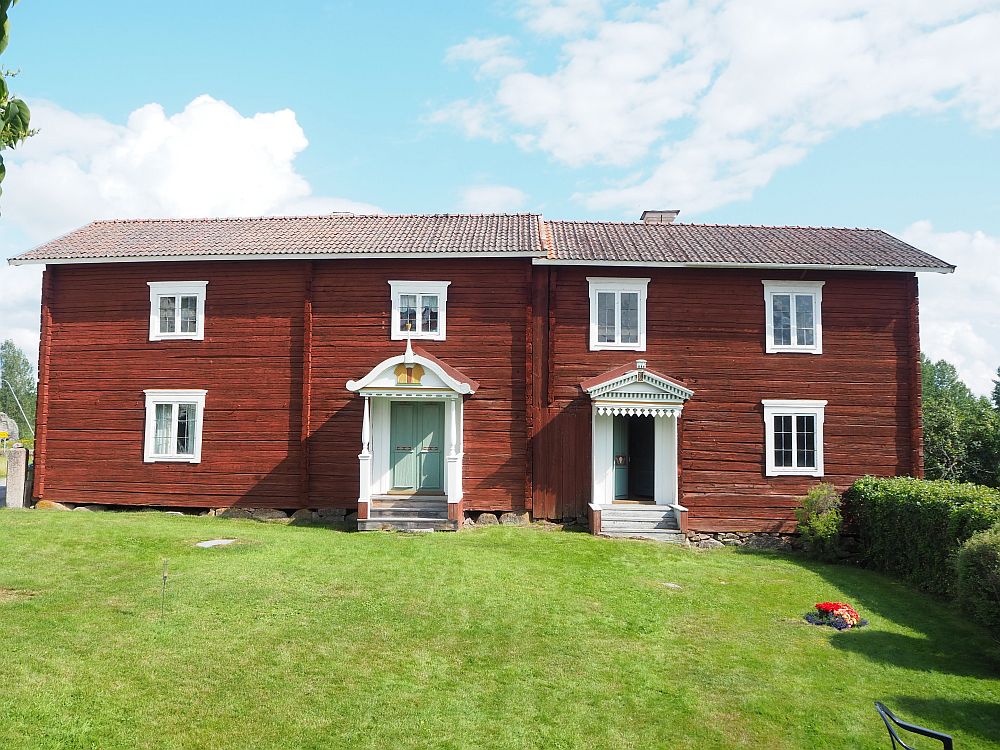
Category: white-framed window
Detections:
[
  {"x1": 762, "y1": 281, "x2": 824, "y2": 354},
  {"x1": 143, "y1": 389, "x2": 207, "y2": 463},
  {"x1": 389, "y1": 280, "x2": 450, "y2": 341},
  {"x1": 762, "y1": 399, "x2": 827, "y2": 477},
  {"x1": 587, "y1": 277, "x2": 650, "y2": 351},
  {"x1": 148, "y1": 281, "x2": 208, "y2": 341}
]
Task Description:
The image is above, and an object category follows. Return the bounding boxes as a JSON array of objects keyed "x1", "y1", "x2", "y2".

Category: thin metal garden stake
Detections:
[{"x1": 160, "y1": 559, "x2": 169, "y2": 618}]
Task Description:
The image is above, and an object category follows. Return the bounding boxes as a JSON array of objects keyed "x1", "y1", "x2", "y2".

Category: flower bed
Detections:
[{"x1": 804, "y1": 601, "x2": 868, "y2": 630}]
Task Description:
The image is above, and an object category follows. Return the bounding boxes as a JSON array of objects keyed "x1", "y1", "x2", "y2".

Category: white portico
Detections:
[
  {"x1": 583, "y1": 360, "x2": 694, "y2": 537},
  {"x1": 346, "y1": 338, "x2": 478, "y2": 523}
]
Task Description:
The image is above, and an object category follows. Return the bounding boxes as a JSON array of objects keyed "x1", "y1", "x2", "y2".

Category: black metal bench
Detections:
[{"x1": 875, "y1": 702, "x2": 953, "y2": 749}]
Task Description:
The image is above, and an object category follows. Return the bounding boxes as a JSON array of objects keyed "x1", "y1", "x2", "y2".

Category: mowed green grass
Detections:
[{"x1": 0, "y1": 511, "x2": 997, "y2": 750}]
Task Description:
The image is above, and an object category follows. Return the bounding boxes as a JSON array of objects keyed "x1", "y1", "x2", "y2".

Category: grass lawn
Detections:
[{"x1": 0, "y1": 511, "x2": 997, "y2": 749}]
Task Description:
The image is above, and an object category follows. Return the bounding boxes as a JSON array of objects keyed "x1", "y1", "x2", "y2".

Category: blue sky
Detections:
[{"x1": 3, "y1": 1, "x2": 1000, "y2": 391}]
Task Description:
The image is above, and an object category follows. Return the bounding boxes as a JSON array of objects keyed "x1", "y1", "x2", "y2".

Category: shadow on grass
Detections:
[
  {"x1": 736, "y1": 547, "x2": 1000, "y2": 743},
  {"x1": 889, "y1": 697, "x2": 1000, "y2": 745},
  {"x1": 735, "y1": 548, "x2": 1000, "y2": 676}
]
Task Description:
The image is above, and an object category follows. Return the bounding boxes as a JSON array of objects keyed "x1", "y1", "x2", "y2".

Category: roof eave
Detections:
[
  {"x1": 532, "y1": 258, "x2": 956, "y2": 274},
  {"x1": 9, "y1": 250, "x2": 549, "y2": 266}
]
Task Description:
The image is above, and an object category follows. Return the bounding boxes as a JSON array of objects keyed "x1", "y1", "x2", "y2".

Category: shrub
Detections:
[
  {"x1": 795, "y1": 483, "x2": 843, "y2": 561},
  {"x1": 844, "y1": 476, "x2": 1000, "y2": 596},
  {"x1": 956, "y1": 525, "x2": 1000, "y2": 630}
]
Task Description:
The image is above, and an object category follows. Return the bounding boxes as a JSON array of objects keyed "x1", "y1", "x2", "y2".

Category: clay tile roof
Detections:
[
  {"x1": 10, "y1": 213, "x2": 544, "y2": 263},
  {"x1": 9, "y1": 213, "x2": 955, "y2": 272},
  {"x1": 545, "y1": 221, "x2": 954, "y2": 271}
]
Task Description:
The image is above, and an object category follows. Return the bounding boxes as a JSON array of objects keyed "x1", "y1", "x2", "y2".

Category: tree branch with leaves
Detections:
[{"x1": 0, "y1": 0, "x2": 32, "y2": 197}]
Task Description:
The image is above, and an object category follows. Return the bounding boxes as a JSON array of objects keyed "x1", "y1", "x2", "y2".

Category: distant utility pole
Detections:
[{"x1": 0, "y1": 377, "x2": 35, "y2": 437}]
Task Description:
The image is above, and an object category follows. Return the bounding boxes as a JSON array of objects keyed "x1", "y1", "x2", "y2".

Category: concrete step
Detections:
[
  {"x1": 600, "y1": 510, "x2": 678, "y2": 523},
  {"x1": 358, "y1": 517, "x2": 458, "y2": 532},
  {"x1": 600, "y1": 530, "x2": 686, "y2": 543},
  {"x1": 370, "y1": 507, "x2": 449, "y2": 520},
  {"x1": 600, "y1": 518, "x2": 679, "y2": 531}
]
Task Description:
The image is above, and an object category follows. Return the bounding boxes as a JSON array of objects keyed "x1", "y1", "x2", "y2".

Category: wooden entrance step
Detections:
[{"x1": 359, "y1": 495, "x2": 457, "y2": 532}]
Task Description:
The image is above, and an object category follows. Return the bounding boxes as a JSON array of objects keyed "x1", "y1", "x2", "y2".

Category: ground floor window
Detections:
[
  {"x1": 762, "y1": 399, "x2": 826, "y2": 477},
  {"x1": 143, "y1": 389, "x2": 207, "y2": 463}
]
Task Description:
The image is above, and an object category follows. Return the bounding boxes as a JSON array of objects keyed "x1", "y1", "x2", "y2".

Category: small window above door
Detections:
[
  {"x1": 389, "y1": 280, "x2": 451, "y2": 341},
  {"x1": 148, "y1": 281, "x2": 208, "y2": 341},
  {"x1": 587, "y1": 277, "x2": 649, "y2": 351}
]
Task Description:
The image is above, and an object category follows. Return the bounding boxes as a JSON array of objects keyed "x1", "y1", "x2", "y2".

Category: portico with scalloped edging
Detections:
[{"x1": 583, "y1": 360, "x2": 694, "y2": 538}]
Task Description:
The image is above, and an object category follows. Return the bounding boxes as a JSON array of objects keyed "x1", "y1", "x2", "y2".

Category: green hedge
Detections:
[
  {"x1": 843, "y1": 476, "x2": 1000, "y2": 597},
  {"x1": 956, "y1": 526, "x2": 1000, "y2": 630}
]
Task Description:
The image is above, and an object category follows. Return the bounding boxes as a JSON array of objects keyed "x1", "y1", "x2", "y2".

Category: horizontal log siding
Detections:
[
  {"x1": 307, "y1": 259, "x2": 528, "y2": 511},
  {"x1": 538, "y1": 267, "x2": 919, "y2": 530},
  {"x1": 40, "y1": 261, "x2": 307, "y2": 508}
]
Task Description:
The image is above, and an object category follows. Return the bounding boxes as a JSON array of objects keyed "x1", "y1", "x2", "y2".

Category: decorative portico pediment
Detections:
[
  {"x1": 346, "y1": 338, "x2": 479, "y2": 397},
  {"x1": 582, "y1": 359, "x2": 693, "y2": 417}
]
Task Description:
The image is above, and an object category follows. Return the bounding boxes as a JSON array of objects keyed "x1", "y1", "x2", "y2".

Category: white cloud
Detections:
[
  {"x1": 425, "y1": 99, "x2": 504, "y2": 141},
  {"x1": 0, "y1": 95, "x2": 380, "y2": 369},
  {"x1": 457, "y1": 184, "x2": 528, "y2": 212},
  {"x1": 438, "y1": 0, "x2": 1000, "y2": 214},
  {"x1": 445, "y1": 36, "x2": 523, "y2": 77},
  {"x1": 518, "y1": 0, "x2": 604, "y2": 36},
  {"x1": 904, "y1": 220, "x2": 1000, "y2": 395}
]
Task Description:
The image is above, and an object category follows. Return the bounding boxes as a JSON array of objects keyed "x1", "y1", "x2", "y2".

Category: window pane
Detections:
[
  {"x1": 176, "y1": 403, "x2": 196, "y2": 455},
  {"x1": 774, "y1": 415, "x2": 793, "y2": 467},
  {"x1": 179, "y1": 295, "x2": 198, "y2": 333},
  {"x1": 399, "y1": 294, "x2": 417, "y2": 333},
  {"x1": 796, "y1": 415, "x2": 816, "y2": 468},
  {"x1": 620, "y1": 292, "x2": 639, "y2": 344},
  {"x1": 421, "y1": 295, "x2": 438, "y2": 333},
  {"x1": 159, "y1": 296, "x2": 176, "y2": 333},
  {"x1": 795, "y1": 294, "x2": 815, "y2": 346},
  {"x1": 772, "y1": 294, "x2": 791, "y2": 346},
  {"x1": 597, "y1": 292, "x2": 616, "y2": 343},
  {"x1": 154, "y1": 403, "x2": 172, "y2": 454}
]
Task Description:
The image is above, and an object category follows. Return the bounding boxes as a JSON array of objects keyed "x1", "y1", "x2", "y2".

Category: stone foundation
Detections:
[{"x1": 686, "y1": 530, "x2": 799, "y2": 551}]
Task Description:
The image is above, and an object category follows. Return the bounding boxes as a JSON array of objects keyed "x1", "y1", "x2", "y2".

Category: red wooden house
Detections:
[{"x1": 10, "y1": 211, "x2": 953, "y2": 538}]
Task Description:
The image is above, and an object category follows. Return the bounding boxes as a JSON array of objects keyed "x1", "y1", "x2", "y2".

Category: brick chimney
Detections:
[{"x1": 640, "y1": 210, "x2": 680, "y2": 224}]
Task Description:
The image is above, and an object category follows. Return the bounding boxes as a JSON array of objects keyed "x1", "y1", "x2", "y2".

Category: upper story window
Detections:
[
  {"x1": 143, "y1": 389, "x2": 207, "y2": 463},
  {"x1": 389, "y1": 280, "x2": 450, "y2": 341},
  {"x1": 148, "y1": 281, "x2": 208, "y2": 341},
  {"x1": 763, "y1": 280, "x2": 824, "y2": 354},
  {"x1": 762, "y1": 399, "x2": 826, "y2": 477},
  {"x1": 587, "y1": 277, "x2": 650, "y2": 351}
]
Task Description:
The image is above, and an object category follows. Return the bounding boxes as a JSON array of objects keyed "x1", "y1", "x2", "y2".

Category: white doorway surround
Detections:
[
  {"x1": 346, "y1": 338, "x2": 479, "y2": 523},
  {"x1": 582, "y1": 360, "x2": 694, "y2": 533}
]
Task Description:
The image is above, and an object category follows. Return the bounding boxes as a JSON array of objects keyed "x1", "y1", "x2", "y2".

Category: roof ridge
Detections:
[
  {"x1": 546, "y1": 219, "x2": 884, "y2": 231},
  {"x1": 90, "y1": 212, "x2": 543, "y2": 225}
]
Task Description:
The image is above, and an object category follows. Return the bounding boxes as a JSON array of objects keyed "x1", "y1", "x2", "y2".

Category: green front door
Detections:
[
  {"x1": 390, "y1": 402, "x2": 444, "y2": 493},
  {"x1": 613, "y1": 415, "x2": 629, "y2": 500}
]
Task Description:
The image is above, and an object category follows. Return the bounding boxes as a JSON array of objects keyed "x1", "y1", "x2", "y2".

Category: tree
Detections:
[
  {"x1": 0, "y1": 338, "x2": 35, "y2": 438},
  {"x1": 921, "y1": 355, "x2": 1000, "y2": 487},
  {"x1": 0, "y1": 0, "x2": 33, "y2": 198},
  {"x1": 992, "y1": 366, "x2": 1000, "y2": 411}
]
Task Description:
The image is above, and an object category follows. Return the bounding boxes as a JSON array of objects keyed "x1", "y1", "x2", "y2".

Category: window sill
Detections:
[
  {"x1": 144, "y1": 455, "x2": 201, "y2": 464},
  {"x1": 150, "y1": 333, "x2": 204, "y2": 342},
  {"x1": 764, "y1": 346, "x2": 822, "y2": 355},
  {"x1": 766, "y1": 468, "x2": 824, "y2": 477},
  {"x1": 590, "y1": 342, "x2": 646, "y2": 352},
  {"x1": 390, "y1": 331, "x2": 445, "y2": 342}
]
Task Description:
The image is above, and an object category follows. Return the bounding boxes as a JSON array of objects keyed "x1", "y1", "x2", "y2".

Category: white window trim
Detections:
[
  {"x1": 587, "y1": 277, "x2": 650, "y2": 352},
  {"x1": 389, "y1": 280, "x2": 450, "y2": 341},
  {"x1": 148, "y1": 281, "x2": 208, "y2": 341},
  {"x1": 143, "y1": 389, "x2": 207, "y2": 463},
  {"x1": 762, "y1": 399, "x2": 827, "y2": 477},
  {"x1": 762, "y1": 280, "x2": 824, "y2": 354}
]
